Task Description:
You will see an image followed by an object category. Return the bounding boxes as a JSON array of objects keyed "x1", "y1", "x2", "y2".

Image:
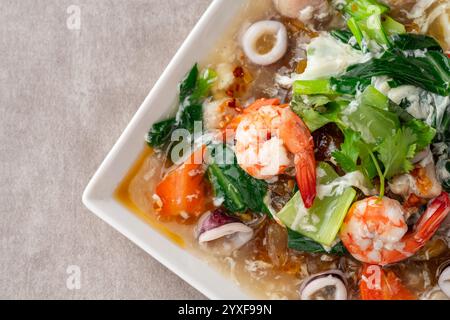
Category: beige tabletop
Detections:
[{"x1": 0, "y1": 0, "x2": 211, "y2": 299}]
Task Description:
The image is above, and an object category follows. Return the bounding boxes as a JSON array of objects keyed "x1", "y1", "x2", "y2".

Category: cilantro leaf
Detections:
[
  {"x1": 405, "y1": 119, "x2": 436, "y2": 152},
  {"x1": 376, "y1": 127, "x2": 417, "y2": 179},
  {"x1": 332, "y1": 129, "x2": 361, "y2": 173},
  {"x1": 332, "y1": 128, "x2": 378, "y2": 180}
]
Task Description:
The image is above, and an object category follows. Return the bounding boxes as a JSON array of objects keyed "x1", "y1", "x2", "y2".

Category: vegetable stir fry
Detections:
[{"x1": 121, "y1": 0, "x2": 450, "y2": 300}]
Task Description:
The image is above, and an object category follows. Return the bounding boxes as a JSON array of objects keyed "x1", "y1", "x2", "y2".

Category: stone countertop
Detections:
[{"x1": 0, "y1": 0, "x2": 211, "y2": 299}]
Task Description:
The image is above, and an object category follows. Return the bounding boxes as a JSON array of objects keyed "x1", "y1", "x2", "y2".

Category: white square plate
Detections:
[{"x1": 82, "y1": 0, "x2": 252, "y2": 300}]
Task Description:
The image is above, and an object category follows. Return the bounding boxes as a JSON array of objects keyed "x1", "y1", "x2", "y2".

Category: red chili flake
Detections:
[
  {"x1": 227, "y1": 99, "x2": 237, "y2": 109},
  {"x1": 233, "y1": 66, "x2": 245, "y2": 78},
  {"x1": 226, "y1": 89, "x2": 234, "y2": 97}
]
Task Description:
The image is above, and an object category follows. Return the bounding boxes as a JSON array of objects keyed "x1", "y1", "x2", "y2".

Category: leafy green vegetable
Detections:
[
  {"x1": 342, "y1": 0, "x2": 389, "y2": 21},
  {"x1": 208, "y1": 164, "x2": 245, "y2": 212},
  {"x1": 389, "y1": 34, "x2": 442, "y2": 51},
  {"x1": 293, "y1": 80, "x2": 336, "y2": 95},
  {"x1": 178, "y1": 66, "x2": 217, "y2": 133},
  {"x1": 344, "y1": 89, "x2": 400, "y2": 144},
  {"x1": 190, "y1": 68, "x2": 217, "y2": 103},
  {"x1": 277, "y1": 163, "x2": 356, "y2": 246},
  {"x1": 381, "y1": 16, "x2": 406, "y2": 35},
  {"x1": 146, "y1": 118, "x2": 176, "y2": 148},
  {"x1": 340, "y1": 0, "x2": 405, "y2": 48},
  {"x1": 293, "y1": 86, "x2": 429, "y2": 186},
  {"x1": 330, "y1": 29, "x2": 361, "y2": 50},
  {"x1": 332, "y1": 50, "x2": 450, "y2": 96},
  {"x1": 206, "y1": 145, "x2": 268, "y2": 214},
  {"x1": 179, "y1": 64, "x2": 199, "y2": 104},
  {"x1": 330, "y1": 77, "x2": 372, "y2": 95},
  {"x1": 332, "y1": 2, "x2": 447, "y2": 95},
  {"x1": 290, "y1": 94, "x2": 342, "y2": 132},
  {"x1": 405, "y1": 119, "x2": 436, "y2": 152},
  {"x1": 347, "y1": 17, "x2": 364, "y2": 50},
  {"x1": 376, "y1": 127, "x2": 417, "y2": 179},
  {"x1": 332, "y1": 129, "x2": 362, "y2": 173},
  {"x1": 359, "y1": 83, "x2": 389, "y2": 110},
  {"x1": 388, "y1": 99, "x2": 414, "y2": 122},
  {"x1": 332, "y1": 128, "x2": 378, "y2": 180},
  {"x1": 178, "y1": 104, "x2": 203, "y2": 133},
  {"x1": 359, "y1": 14, "x2": 390, "y2": 46},
  {"x1": 359, "y1": 142, "x2": 378, "y2": 180},
  {"x1": 287, "y1": 229, "x2": 348, "y2": 255},
  {"x1": 147, "y1": 64, "x2": 217, "y2": 147}
]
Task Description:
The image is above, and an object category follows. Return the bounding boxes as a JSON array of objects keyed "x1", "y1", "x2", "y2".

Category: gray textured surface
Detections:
[{"x1": 0, "y1": 0, "x2": 210, "y2": 299}]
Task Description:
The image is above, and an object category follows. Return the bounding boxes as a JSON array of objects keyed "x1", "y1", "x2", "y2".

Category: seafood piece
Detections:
[
  {"x1": 389, "y1": 150, "x2": 442, "y2": 199},
  {"x1": 360, "y1": 265, "x2": 416, "y2": 300},
  {"x1": 340, "y1": 193, "x2": 450, "y2": 265},
  {"x1": 273, "y1": 0, "x2": 331, "y2": 22},
  {"x1": 195, "y1": 209, "x2": 254, "y2": 255},
  {"x1": 299, "y1": 270, "x2": 348, "y2": 300},
  {"x1": 233, "y1": 99, "x2": 317, "y2": 208},
  {"x1": 242, "y1": 20, "x2": 288, "y2": 66}
]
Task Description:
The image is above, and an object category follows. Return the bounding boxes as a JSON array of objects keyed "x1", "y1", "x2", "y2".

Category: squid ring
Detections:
[{"x1": 242, "y1": 20, "x2": 288, "y2": 66}]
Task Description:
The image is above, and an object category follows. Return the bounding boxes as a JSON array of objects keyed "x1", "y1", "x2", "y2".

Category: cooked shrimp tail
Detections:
[
  {"x1": 279, "y1": 109, "x2": 316, "y2": 208},
  {"x1": 405, "y1": 192, "x2": 450, "y2": 251},
  {"x1": 295, "y1": 152, "x2": 317, "y2": 208}
]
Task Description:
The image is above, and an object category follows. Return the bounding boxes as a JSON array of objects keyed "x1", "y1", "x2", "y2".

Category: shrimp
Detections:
[
  {"x1": 233, "y1": 99, "x2": 316, "y2": 208},
  {"x1": 340, "y1": 193, "x2": 450, "y2": 266},
  {"x1": 359, "y1": 264, "x2": 416, "y2": 300}
]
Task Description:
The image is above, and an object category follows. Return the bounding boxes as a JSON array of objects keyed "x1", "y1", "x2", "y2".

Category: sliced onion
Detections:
[
  {"x1": 299, "y1": 270, "x2": 348, "y2": 300},
  {"x1": 242, "y1": 20, "x2": 287, "y2": 66},
  {"x1": 196, "y1": 210, "x2": 254, "y2": 255},
  {"x1": 196, "y1": 209, "x2": 238, "y2": 237}
]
